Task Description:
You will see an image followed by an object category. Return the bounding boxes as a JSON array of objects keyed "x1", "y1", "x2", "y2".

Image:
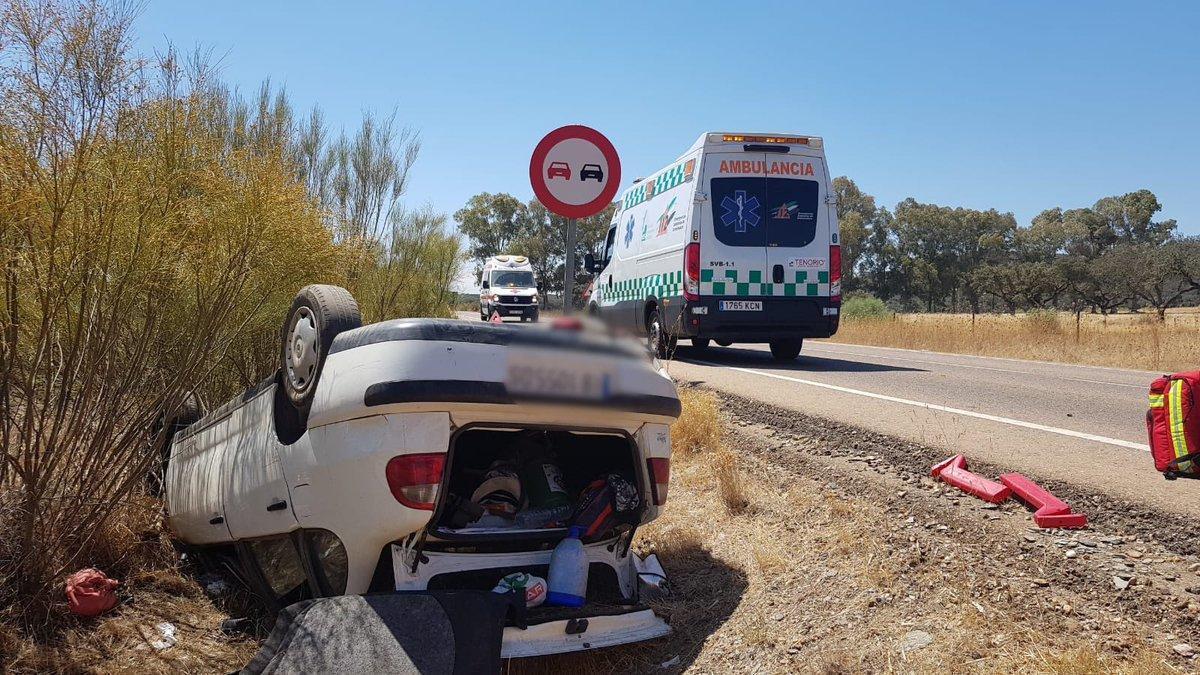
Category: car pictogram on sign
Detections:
[
  {"x1": 580, "y1": 164, "x2": 604, "y2": 182},
  {"x1": 547, "y1": 162, "x2": 571, "y2": 180}
]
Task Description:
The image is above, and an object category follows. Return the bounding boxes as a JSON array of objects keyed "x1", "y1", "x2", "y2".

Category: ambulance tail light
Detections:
[
  {"x1": 683, "y1": 243, "x2": 700, "y2": 302},
  {"x1": 829, "y1": 244, "x2": 842, "y2": 303},
  {"x1": 386, "y1": 453, "x2": 445, "y2": 510},
  {"x1": 647, "y1": 457, "x2": 670, "y2": 506}
]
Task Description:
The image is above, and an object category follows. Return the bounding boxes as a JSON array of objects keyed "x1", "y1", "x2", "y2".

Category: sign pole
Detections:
[{"x1": 563, "y1": 218, "x2": 577, "y2": 315}]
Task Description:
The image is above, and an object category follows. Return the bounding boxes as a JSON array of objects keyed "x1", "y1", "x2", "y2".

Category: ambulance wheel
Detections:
[
  {"x1": 691, "y1": 338, "x2": 710, "y2": 351},
  {"x1": 281, "y1": 285, "x2": 362, "y2": 414},
  {"x1": 647, "y1": 308, "x2": 676, "y2": 359},
  {"x1": 769, "y1": 339, "x2": 803, "y2": 361}
]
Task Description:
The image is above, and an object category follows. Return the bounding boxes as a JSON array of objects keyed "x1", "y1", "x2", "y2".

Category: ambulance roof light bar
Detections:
[{"x1": 710, "y1": 133, "x2": 822, "y2": 149}]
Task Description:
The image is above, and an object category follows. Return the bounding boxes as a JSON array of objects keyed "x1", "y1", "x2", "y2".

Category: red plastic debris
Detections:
[
  {"x1": 930, "y1": 454, "x2": 1011, "y2": 504},
  {"x1": 489, "y1": 311, "x2": 503, "y2": 324},
  {"x1": 999, "y1": 473, "x2": 1088, "y2": 529},
  {"x1": 65, "y1": 568, "x2": 119, "y2": 617}
]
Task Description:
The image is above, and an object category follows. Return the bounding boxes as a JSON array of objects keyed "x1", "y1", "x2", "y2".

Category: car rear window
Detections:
[
  {"x1": 765, "y1": 178, "x2": 819, "y2": 248},
  {"x1": 710, "y1": 177, "x2": 767, "y2": 247}
]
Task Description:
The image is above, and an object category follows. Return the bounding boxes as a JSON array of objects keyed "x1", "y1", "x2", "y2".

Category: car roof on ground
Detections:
[{"x1": 329, "y1": 318, "x2": 648, "y2": 360}]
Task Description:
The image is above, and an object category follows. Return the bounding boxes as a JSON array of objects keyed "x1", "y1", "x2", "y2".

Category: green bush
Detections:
[{"x1": 841, "y1": 295, "x2": 893, "y2": 320}]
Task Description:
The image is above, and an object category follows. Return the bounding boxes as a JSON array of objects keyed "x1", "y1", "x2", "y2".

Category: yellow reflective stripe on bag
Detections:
[
  {"x1": 1169, "y1": 379, "x2": 1193, "y2": 471},
  {"x1": 1149, "y1": 393, "x2": 1165, "y2": 408}
]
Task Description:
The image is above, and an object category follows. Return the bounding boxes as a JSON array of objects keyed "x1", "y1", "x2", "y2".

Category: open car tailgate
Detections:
[{"x1": 502, "y1": 607, "x2": 669, "y2": 658}]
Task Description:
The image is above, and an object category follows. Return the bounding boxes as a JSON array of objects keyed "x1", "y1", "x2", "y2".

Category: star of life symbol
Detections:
[
  {"x1": 720, "y1": 190, "x2": 761, "y2": 233},
  {"x1": 624, "y1": 215, "x2": 634, "y2": 246}
]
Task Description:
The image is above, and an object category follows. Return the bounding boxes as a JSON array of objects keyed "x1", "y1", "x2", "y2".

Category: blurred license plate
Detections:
[
  {"x1": 506, "y1": 352, "x2": 613, "y2": 401},
  {"x1": 719, "y1": 300, "x2": 762, "y2": 311}
]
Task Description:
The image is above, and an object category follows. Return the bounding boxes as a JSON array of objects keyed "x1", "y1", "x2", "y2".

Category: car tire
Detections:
[
  {"x1": 691, "y1": 338, "x2": 711, "y2": 351},
  {"x1": 647, "y1": 308, "x2": 676, "y2": 360},
  {"x1": 280, "y1": 284, "x2": 362, "y2": 414},
  {"x1": 769, "y1": 339, "x2": 803, "y2": 361},
  {"x1": 530, "y1": 311, "x2": 539, "y2": 323}
]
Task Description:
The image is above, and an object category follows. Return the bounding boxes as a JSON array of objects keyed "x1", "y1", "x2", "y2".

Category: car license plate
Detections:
[
  {"x1": 506, "y1": 350, "x2": 614, "y2": 401},
  {"x1": 719, "y1": 300, "x2": 762, "y2": 311}
]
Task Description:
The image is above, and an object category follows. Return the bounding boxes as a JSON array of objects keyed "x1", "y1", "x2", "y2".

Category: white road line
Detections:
[
  {"x1": 691, "y1": 359, "x2": 1150, "y2": 452},
  {"x1": 804, "y1": 346, "x2": 1146, "y2": 389}
]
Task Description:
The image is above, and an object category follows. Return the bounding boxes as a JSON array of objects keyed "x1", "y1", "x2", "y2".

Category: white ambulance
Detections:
[
  {"x1": 584, "y1": 133, "x2": 841, "y2": 360},
  {"x1": 480, "y1": 255, "x2": 539, "y2": 322}
]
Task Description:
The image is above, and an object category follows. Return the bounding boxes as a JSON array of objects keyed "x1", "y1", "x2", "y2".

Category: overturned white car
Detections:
[{"x1": 164, "y1": 285, "x2": 680, "y2": 657}]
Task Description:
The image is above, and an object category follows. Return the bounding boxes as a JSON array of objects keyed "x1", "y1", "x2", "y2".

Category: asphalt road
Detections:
[
  {"x1": 666, "y1": 340, "x2": 1200, "y2": 517},
  {"x1": 457, "y1": 312, "x2": 1196, "y2": 516}
]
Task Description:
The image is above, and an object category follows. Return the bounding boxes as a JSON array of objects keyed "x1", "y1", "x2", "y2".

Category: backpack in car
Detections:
[
  {"x1": 571, "y1": 474, "x2": 640, "y2": 539},
  {"x1": 1148, "y1": 371, "x2": 1200, "y2": 479}
]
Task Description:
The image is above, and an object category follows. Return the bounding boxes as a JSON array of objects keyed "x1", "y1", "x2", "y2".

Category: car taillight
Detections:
[
  {"x1": 829, "y1": 244, "x2": 842, "y2": 303},
  {"x1": 647, "y1": 457, "x2": 670, "y2": 506},
  {"x1": 684, "y1": 243, "x2": 700, "y2": 301},
  {"x1": 385, "y1": 453, "x2": 445, "y2": 510}
]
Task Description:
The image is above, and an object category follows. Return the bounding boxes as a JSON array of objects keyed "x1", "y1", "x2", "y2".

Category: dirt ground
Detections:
[{"x1": 523, "y1": 388, "x2": 1200, "y2": 674}]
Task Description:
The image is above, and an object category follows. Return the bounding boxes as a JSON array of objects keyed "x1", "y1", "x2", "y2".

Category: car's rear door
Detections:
[
  {"x1": 764, "y1": 156, "x2": 830, "y2": 297},
  {"x1": 699, "y1": 153, "x2": 768, "y2": 302}
]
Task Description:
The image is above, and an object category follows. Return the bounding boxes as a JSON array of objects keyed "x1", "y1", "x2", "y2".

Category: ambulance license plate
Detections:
[{"x1": 719, "y1": 300, "x2": 762, "y2": 311}]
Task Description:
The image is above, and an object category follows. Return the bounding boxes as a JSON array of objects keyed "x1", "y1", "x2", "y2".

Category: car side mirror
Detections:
[
  {"x1": 481, "y1": 280, "x2": 489, "y2": 289},
  {"x1": 537, "y1": 281, "x2": 544, "y2": 292},
  {"x1": 584, "y1": 253, "x2": 600, "y2": 274}
]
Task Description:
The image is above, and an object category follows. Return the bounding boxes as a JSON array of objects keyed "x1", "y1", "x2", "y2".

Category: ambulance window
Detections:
[
  {"x1": 710, "y1": 177, "x2": 768, "y2": 247},
  {"x1": 603, "y1": 226, "x2": 617, "y2": 264},
  {"x1": 765, "y1": 178, "x2": 819, "y2": 248}
]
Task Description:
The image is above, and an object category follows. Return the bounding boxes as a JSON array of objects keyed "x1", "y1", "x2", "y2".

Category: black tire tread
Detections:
[{"x1": 280, "y1": 284, "x2": 362, "y2": 411}]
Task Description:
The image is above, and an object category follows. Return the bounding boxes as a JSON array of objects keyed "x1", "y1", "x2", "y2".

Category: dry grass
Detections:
[
  {"x1": 520, "y1": 392, "x2": 1180, "y2": 673},
  {"x1": 670, "y1": 388, "x2": 725, "y2": 455},
  {"x1": 831, "y1": 309, "x2": 1200, "y2": 371}
]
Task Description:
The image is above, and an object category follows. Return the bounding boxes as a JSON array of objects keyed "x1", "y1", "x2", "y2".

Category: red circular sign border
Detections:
[{"x1": 528, "y1": 125, "x2": 621, "y2": 219}]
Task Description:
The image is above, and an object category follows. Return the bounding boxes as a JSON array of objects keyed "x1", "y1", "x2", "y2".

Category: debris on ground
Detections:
[
  {"x1": 147, "y1": 622, "x2": 177, "y2": 651},
  {"x1": 66, "y1": 568, "x2": 120, "y2": 618},
  {"x1": 899, "y1": 630, "x2": 934, "y2": 654}
]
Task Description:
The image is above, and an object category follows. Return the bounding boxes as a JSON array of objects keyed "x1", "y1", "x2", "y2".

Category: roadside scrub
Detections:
[
  {"x1": 832, "y1": 309, "x2": 1200, "y2": 371},
  {"x1": 0, "y1": 0, "x2": 463, "y2": 656},
  {"x1": 522, "y1": 388, "x2": 1180, "y2": 673}
]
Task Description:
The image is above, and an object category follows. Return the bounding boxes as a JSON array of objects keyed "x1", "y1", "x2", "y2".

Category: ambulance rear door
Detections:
[
  {"x1": 763, "y1": 155, "x2": 830, "y2": 298},
  {"x1": 699, "y1": 153, "x2": 768, "y2": 300}
]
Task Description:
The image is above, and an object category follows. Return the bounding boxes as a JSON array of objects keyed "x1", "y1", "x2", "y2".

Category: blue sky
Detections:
[{"x1": 137, "y1": 1, "x2": 1199, "y2": 240}]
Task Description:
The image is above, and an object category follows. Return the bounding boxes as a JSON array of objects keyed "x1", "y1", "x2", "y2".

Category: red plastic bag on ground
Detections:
[{"x1": 66, "y1": 568, "x2": 119, "y2": 617}]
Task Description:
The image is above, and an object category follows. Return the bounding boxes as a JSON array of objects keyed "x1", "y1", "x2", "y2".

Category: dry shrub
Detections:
[
  {"x1": 671, "y1": 388, "x2": 723, "y2": 455},
  {"x1": 0, "y1": 0, "x2": 462, "y2": 640},
  {"x1": 712, "y1": 449, "x2": 749, "y2": 515}
]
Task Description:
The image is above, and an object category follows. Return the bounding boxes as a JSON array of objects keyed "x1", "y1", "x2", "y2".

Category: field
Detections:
[{"x1": 830, "y1": 309, "x2": 1200, "y2": 372}]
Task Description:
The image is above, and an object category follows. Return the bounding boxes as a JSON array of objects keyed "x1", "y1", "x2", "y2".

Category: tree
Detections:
[
  {"x1": 833, "y1": 176, "x2": 883, "y2": 292},
  {"x1": 453, "y1": 192, "x2": 527, "y2": 271},
  {"x1": 970, "y1": 264, "x2": 1025, "y2": 314},
  {"x1": 1077, "y1": 252, "x2": 1134, "y2": 315},
  {"x1": 1120, "y1": 243, "x2": 1192, "y2": 320}
]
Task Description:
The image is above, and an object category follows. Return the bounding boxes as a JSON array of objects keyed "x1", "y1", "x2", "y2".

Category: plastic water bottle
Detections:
[{"x1": 546, "y1": 526, "x2": 588, "y2": 607}]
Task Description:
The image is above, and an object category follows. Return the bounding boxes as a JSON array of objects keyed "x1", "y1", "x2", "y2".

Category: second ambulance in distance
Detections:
[
  {"x1": 480, "y1": 255, "x2": 540, "y2": 322},
  {"x1": 585, "y1": 133, "x2": 841, "y2": 360}
]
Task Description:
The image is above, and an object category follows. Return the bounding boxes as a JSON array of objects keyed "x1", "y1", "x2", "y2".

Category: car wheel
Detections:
[
  {"x1": 281, "y1": 285, "x2": 362, "y2": 414},
  {"x1": 691, "y1": 338, "x2": 710, "y2": 351},
  {"x1": 647, "y1": 308, "x2": 676, "y2": 360},
  {"x1": 769, "y1": 339, "x2": 803, "y2": 361}
]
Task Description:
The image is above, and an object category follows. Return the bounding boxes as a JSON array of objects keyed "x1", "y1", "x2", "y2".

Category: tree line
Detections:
[
  {"x1": 836, "y1": 178, "x2": 1198, "y2": 318},
  {"x1": 454, "y1": 193, "x2": 614, "y2": 302},
  {"x1": 0, "y1": 0, "x2": 461, "y2": 624}
]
